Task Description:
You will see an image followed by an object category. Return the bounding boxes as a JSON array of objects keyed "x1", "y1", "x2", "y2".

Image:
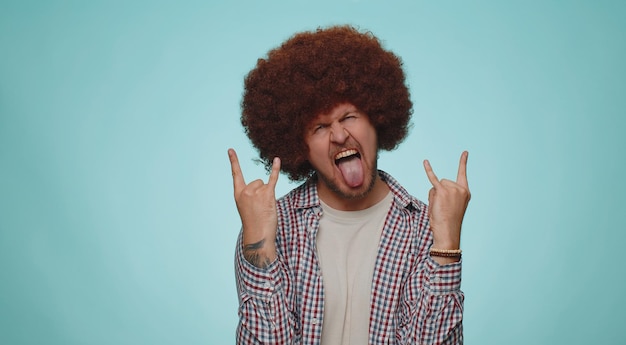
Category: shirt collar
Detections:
[{"x1": 292, "y1": 170, "x2": 419, "y2": 210}]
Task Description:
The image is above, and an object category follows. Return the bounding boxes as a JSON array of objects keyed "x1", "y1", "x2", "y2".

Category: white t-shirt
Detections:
[{"x1": 316, "y1": 191, "x2": 393, "y2": 345}]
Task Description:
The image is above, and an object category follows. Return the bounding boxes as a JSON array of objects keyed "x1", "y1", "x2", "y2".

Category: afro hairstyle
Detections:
[{"x1": 241, "y1": 25, "x2": 413, "y2": 181}]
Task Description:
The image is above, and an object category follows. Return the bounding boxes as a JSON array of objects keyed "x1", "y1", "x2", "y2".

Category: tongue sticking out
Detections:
[{"x1": 336, "y1": 156, "x2": 364, "y2": 187}]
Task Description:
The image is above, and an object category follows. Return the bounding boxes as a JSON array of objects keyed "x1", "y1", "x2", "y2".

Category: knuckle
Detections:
[{"x1": 241, "y1": 188, "x2": 255, "y2": 198}]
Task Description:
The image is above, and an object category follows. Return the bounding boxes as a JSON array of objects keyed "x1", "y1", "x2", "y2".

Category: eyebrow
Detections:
[{"x1": 342, "y1": 109, "x2": 359, "y2": 117}]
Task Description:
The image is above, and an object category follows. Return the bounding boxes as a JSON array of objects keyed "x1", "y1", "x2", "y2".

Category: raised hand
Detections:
[
  {"x1": 228, "y1": 148, "x2": 281, "y2": 268},
  {"x1": 423, "y1": 151, "x2": 471, "y2": 251}
]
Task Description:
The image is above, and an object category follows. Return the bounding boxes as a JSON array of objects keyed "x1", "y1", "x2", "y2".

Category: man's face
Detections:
[{"x1": 305, "y1": 102, "x2": 379, "y2": 201}]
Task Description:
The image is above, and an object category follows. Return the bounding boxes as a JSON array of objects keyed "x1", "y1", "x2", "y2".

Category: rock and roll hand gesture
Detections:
[
  {"x1": 423, "y1": 151, "x2": 471, "y2": 255},
  {"x1": 228, "y1": 148, "x2": 280, "y2": 268},
  {"x1": 228, "y1": 148, "x2": 470, "y2": 267}
]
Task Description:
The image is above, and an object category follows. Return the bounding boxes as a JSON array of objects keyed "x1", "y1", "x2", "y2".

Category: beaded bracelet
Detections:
[{"x1": 430, "y1": 248, "x2": 462, "y2": 257}]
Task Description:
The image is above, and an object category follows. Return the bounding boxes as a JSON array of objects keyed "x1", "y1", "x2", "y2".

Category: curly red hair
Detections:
[{"x1": 241, "y1": 25, "x2": 413, "y2": 181}]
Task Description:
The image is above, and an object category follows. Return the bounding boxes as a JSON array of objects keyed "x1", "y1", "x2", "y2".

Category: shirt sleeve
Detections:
[
  {"x1": 234, "y1": 232, "x2": 296, "y2": 344},
  {"x1": 418, "y1": 256, "x2": 464, "y2": 344}
]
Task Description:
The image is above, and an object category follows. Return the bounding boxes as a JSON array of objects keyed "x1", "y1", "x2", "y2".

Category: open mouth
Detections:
[
  {"x1": 334, "y1": 149, "x2": 364, "y2": 187},
  {"x1": 334, "y1": 149, "x2": 361, "y2": 164}
]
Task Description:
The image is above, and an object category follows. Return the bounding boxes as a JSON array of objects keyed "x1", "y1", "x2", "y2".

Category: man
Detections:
[{"x1": 228, "y1": 25, "x2": 470, "y2": 344}]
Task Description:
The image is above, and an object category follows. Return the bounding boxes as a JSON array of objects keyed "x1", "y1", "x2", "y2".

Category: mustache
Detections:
[{"x1": 330, "y1": 141, "x2": 362, "y2": 159}]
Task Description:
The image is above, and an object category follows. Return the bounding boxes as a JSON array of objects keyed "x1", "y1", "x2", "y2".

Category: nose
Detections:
[{"x1": 329, "y1": 123, "x2": 349, "y2": 143}]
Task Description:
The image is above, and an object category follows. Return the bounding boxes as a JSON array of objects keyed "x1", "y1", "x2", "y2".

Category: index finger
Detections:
[
  {"x1": 456, "y1": 151, "x2": 469, "y2": 188},
  {"x1": 423, "y1": 159, "x2": 441, "y2": 188},
  {"x1": 228, "y1": 148, "x2": 246, "y2": 193}
]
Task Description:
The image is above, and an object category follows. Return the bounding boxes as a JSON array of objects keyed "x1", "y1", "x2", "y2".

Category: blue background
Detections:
[{"x1": 1, "y1": 0, "x2": 625, "y2": 344}]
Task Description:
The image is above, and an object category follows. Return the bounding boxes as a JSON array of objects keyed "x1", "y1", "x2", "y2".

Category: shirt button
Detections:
[
  {"x1": 312, "y1": 318, "x2": 319, "y2": 325},
  {"x1": 263, "y1": 282, "x2": 271, "y2": 288},
  {"x1": 432, "y1": 276, "x2": 441, "y2": 283}
]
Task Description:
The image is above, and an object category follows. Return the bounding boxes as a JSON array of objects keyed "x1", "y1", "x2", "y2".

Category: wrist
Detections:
[
  {"x1": 242, "y1": 237, "x2": 277, "y2": 268},
  {"x1": 431, "y1": 239, "x2": 460, "y2": 250},
  {"x1": 430, "y1": 223, "x2": 461, "y2": 250}
]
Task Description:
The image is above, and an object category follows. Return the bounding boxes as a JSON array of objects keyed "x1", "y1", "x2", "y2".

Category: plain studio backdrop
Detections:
[{"x1": 1, "y1": 1, "x2": 624, "y2": 344}]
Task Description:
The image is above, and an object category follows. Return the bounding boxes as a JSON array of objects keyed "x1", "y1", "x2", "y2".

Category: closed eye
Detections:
[
  {"x1": 313, "y1": 124, "x2": 328, "y2": 133},
  {"x1": 341, "y1": 114, "x2": 357, "y2": 123}
]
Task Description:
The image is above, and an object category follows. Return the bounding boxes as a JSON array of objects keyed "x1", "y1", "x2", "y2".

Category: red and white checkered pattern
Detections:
[{"x1": 235, "y1": 171, "x2": 463, "y2": 344}]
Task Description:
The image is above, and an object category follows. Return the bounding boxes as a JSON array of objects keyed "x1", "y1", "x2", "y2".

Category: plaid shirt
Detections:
[{"x1": 235, "y1": 171, "x2": 463, "y2": 344}]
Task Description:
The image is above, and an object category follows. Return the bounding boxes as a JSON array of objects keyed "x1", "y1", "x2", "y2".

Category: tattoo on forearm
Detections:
[{"x1": 243, "y1": 239, "x2": 272, "y2": 268}]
